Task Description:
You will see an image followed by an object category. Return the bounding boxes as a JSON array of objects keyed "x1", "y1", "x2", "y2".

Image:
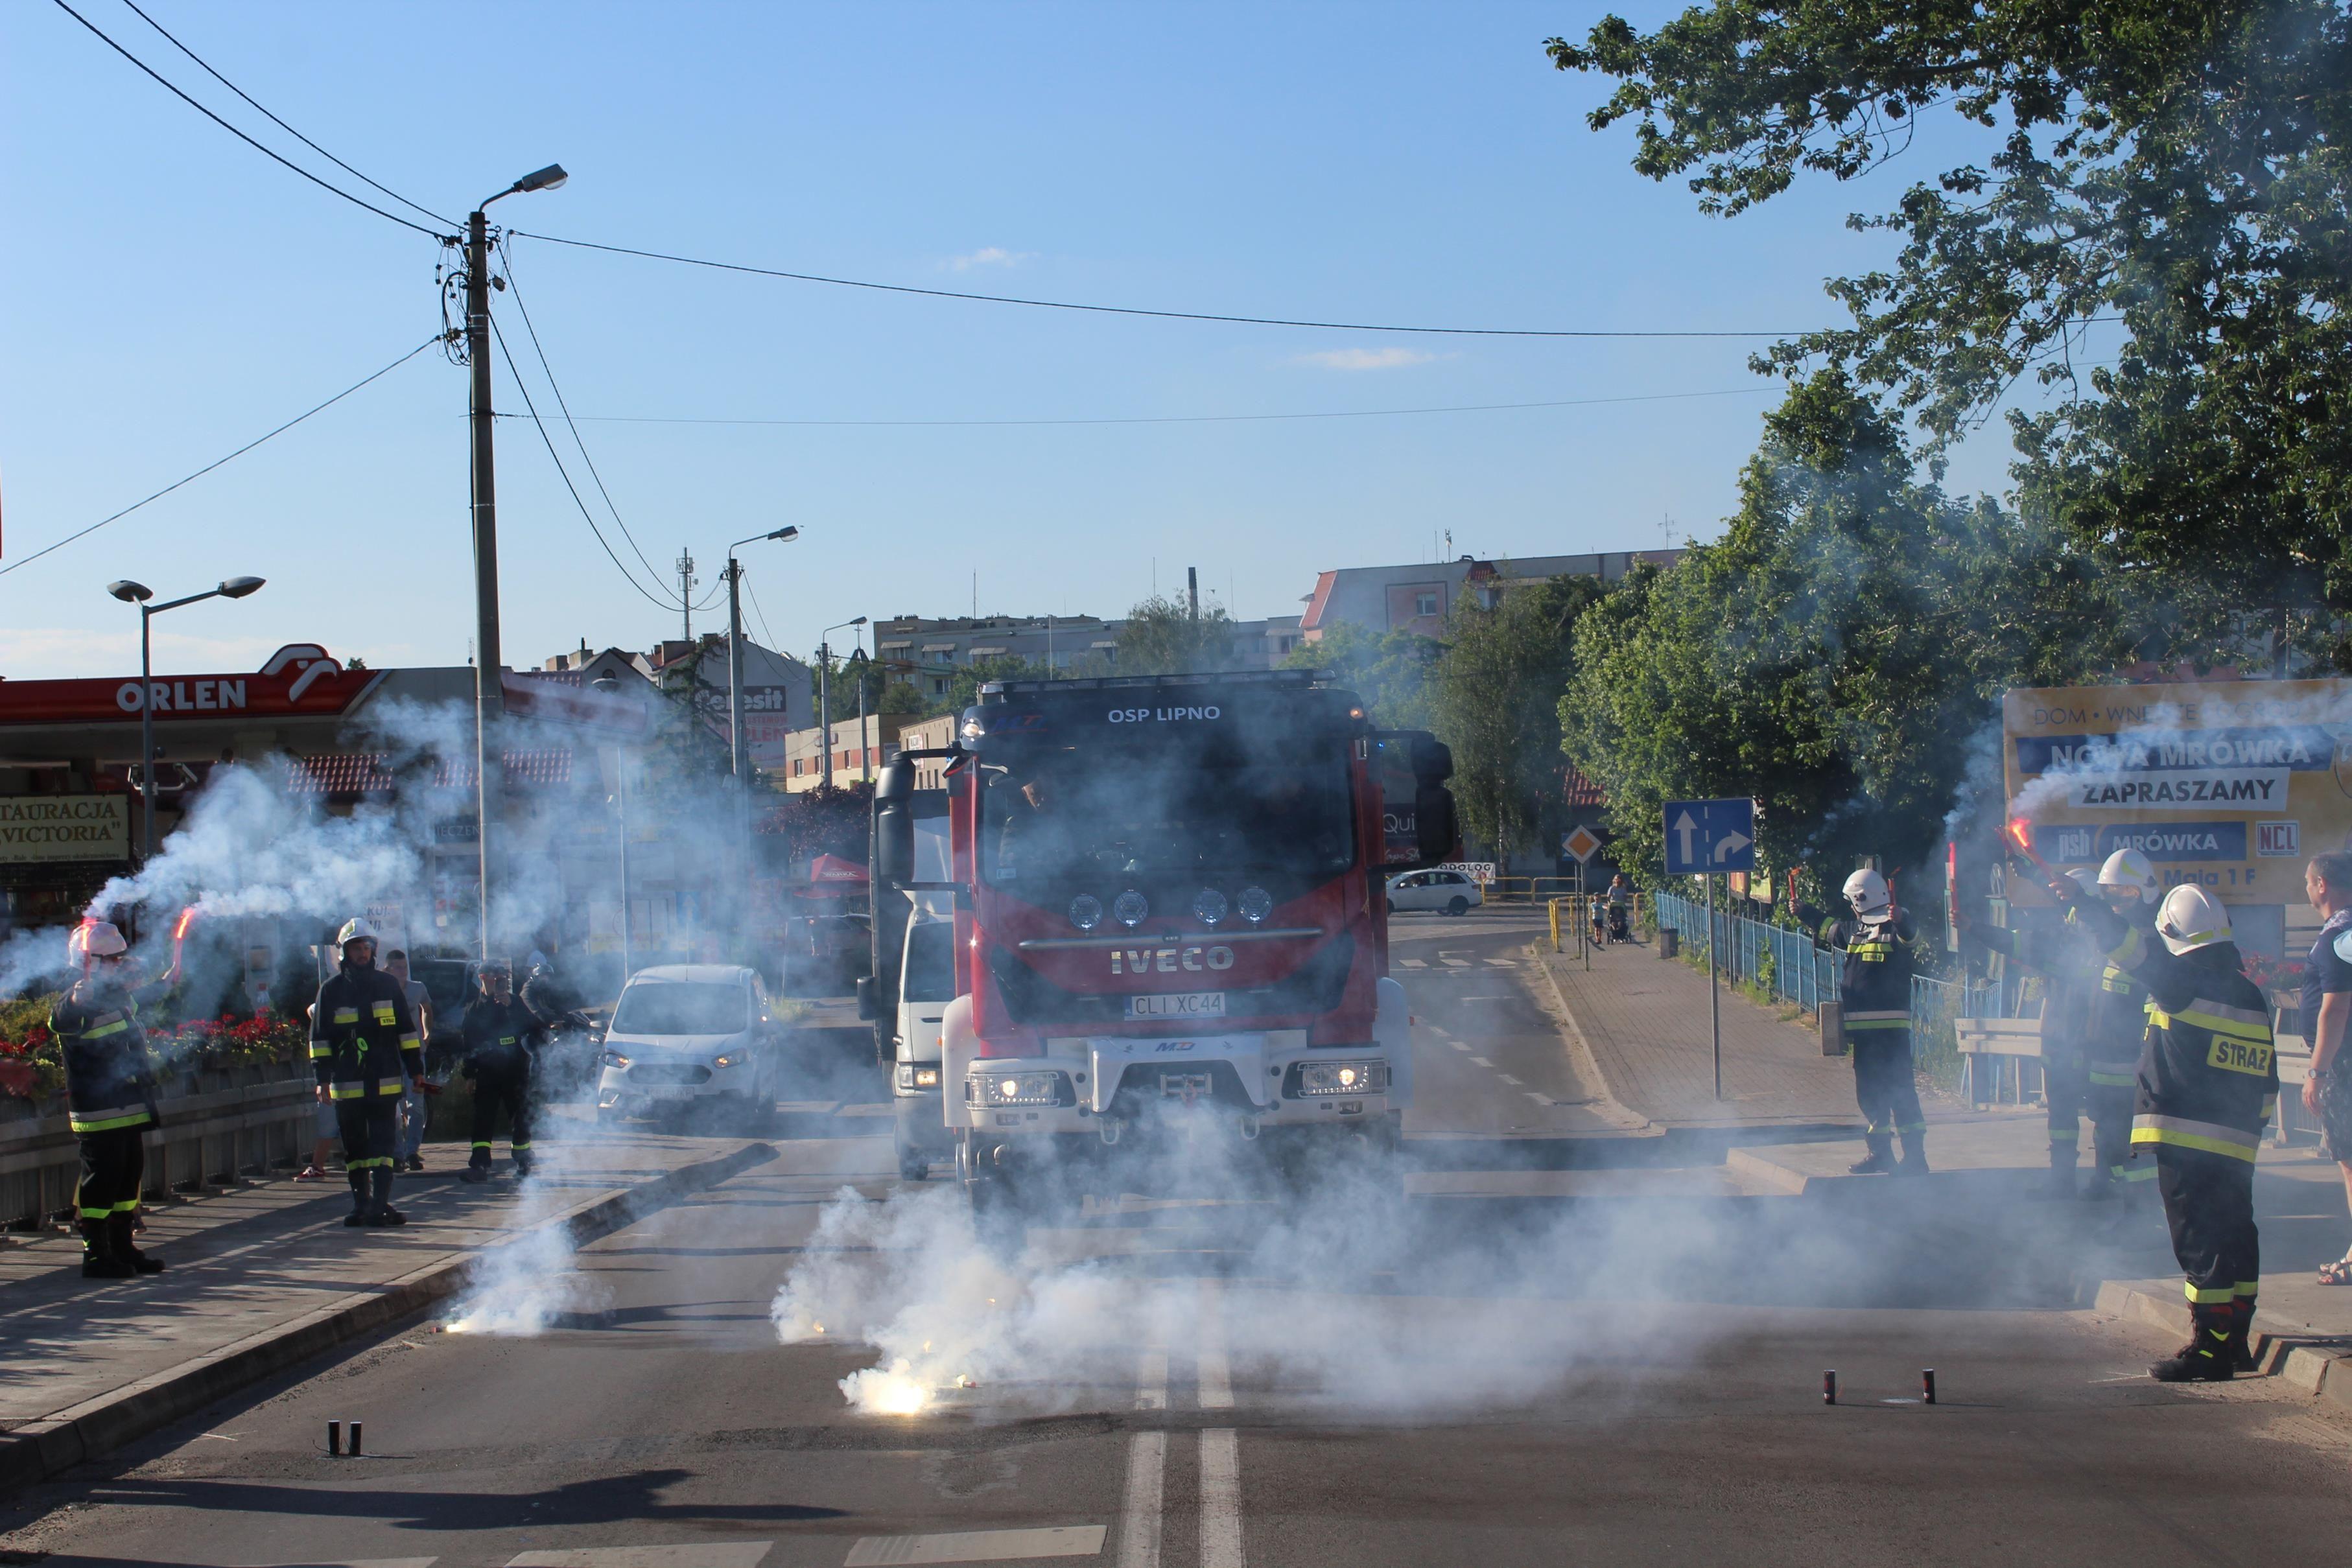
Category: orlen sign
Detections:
[{"x1": 0, "y1": 645, "x2": 382, "y2": 727}]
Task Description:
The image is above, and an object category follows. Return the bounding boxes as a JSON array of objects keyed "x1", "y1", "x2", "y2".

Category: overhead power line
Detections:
[
  {"x1": 488, "y1": 315, "x2": 687, "y2": 613},
  {"x1": 0, "y1": 335, "x2": 440, "y2": 579},
  {"x1": 508, "y1": 231, "x2": 1804, "y2": 340},
  {"x1": 47, "y1": 0, "x2": 445, "y2": 239},
  {"x1": 491, "y1": 384, "x2": 1779, "y2": 431},
  {"x1": 118, "y1": 0, "x2": 455, "y2": 229}
]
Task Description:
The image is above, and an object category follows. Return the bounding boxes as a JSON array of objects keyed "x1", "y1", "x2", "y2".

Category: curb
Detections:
[
  {"x1": 2091, "y1": 1276, "x2": 2352, "y2": 1411},
  {"x1": 1524, "y1": 942, "x2": 1656, "y2": 1136},
  {"x1": 0, "y1": 1140, "x2": 778, "y2": 1496}
]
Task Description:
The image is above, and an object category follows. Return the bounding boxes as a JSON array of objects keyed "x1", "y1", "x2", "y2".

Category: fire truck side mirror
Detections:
[
  {"x1": 873, "y1": 757, "x2": 917, "y2": 887},
  {"x1": 1415, "y1": 786, "x2": 1459, "y2": 867},
  {"x1": 855, "y1": 974, "x2": 879, "y2": 1021}
]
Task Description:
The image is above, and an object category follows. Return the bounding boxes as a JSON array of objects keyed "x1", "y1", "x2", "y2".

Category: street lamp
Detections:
[
  {"x1": 106, "y1": 575, "x2": 266, "y2": 859},
  {"x1": 464, "y1": 161, "x2": 567, "y2": 961},
  {"x1": 725, "y1": 527, "x2": 800, "y2": 880},
  {"x1": 591, "y1": 673, "x2": 634, "y2": 984},
  {"x1": 817, "y1": 616, "x2": 867, "y2": 790}
]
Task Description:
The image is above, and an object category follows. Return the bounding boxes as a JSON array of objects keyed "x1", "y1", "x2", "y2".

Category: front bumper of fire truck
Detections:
[{"x1": 943, "y1": 977, "x2": 1413, "y2": 1140}]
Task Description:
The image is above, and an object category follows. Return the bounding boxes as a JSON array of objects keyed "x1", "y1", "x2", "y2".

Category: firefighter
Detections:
[
  {"x1": 460, "y1": 960, "x2": 543, "y2": 1182},
  {"x1": 309, "y1": 918, "x2": 421, "y2": 1226},
  {"x1": 51, "y1": 920, "x2": 174, "y2": 1278},
  {"x1": 1800, "y1": 869, "x2": 1929, "y2": 1175},
  {"x1": 2071, "y1": 880, "x2": 2276, "y2": 1380},
  {"x1": 1959, "y1": 869, "x2": 2104, "y2": 1195},
  {"x1": 2083, "y1": 848, "x2": 2162, "y2": 1202}
]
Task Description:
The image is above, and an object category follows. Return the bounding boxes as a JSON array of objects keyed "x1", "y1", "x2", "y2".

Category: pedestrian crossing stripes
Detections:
[
  {"x1": 508, "y1": 1548, "x2": 775, "y2": 1567},
  {"x1": 843, "y1": 1527, "x2": 1107, "y2": 1564}
]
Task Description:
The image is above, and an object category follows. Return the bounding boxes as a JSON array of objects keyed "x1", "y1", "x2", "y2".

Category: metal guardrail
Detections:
[
  {"x1": 1650, "y1": 890, "x2": 1840, "y2": 1014},
  {"x1": 1, "y1": 1068, "x2": 318, "y2": 1232}
]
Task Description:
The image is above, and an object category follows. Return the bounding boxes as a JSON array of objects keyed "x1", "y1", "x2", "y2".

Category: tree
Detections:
[
  {"x1": 1116, "y1": 595, "x2": 1240, "y2": 675},
  {"x1": 1550, "y1": 2, "x2": 2352, "y2": 662},
  {"x1": 876, "y1": 679, "x2": 926, "y2": 716},
  {"x1": 1282, "y1": 622, "x2": 1442, "y2": 730},
  {"x1": 1559, "y1": 374, "x2": 2119, "y2": 893},
  {"x1": 1428, "y1": 574, "x2": 1606, "y2": 862}
]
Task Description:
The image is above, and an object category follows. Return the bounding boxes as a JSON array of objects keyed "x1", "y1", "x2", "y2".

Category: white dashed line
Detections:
[
  {"x1": 1199, "y1": 1429, "x2": 1245, "y2": 1568},
  {"x1": 1468, "y1": 1056, "x2": 1494, "y2": 1068},
  {"x1": 843, "y1": 1528, "x2": 1107, "y2": 1564},
  {"x1": 1497, "y1": 1073, "x2": 1523, "y2": 1086}
]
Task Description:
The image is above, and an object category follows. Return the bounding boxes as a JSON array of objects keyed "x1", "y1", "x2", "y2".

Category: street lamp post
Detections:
[
  {"x1": 466, "y1": 161, "x2": 568, "y2": 960},
  {"x1": 849, "y1": 640, "x2": 871, "y2": 784},
  {"x1": 107, "y1": 576, "x2": 265, "y2": 860},
  {"x1": 817, "y1": 617, "x2": 867, "y2": 790},
  {"x1": 591, "y1": 674, "x2": 634, "y2": 983},
  {"x1": 725, "y1": 527, "x2": 800, "y2": 872}
]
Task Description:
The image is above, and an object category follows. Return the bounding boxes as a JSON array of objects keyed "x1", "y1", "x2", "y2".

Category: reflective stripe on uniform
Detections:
[
  {"x1": 329, "y1": 1081, "x2": 368, "y2": 1101},
  {"x1": 2087, "y1": 1070, "x2": 2135, "y2": 1087},
  {"x1": 2050, "y1": 1127, "x2": 2079, "y2": 1145},
  {"x1": 373, "y1": 1003, "x2": 398, "y2": 1025},
  {"x1": 81, "y1": 1018, "x2": 130, "y2": 1039},
  {"x1": 346, "y1": 1155, "x2": 395, "y2": 1169},
  {"x1": 2185, "y1": 1281, "x2": 2237, "y2": 1305},
  {"x1": 377, "y1": 1081, "x2": 404, "y2": 1095},
  {"x1": 2151, "y1": 1000, "x2": 2270, "y2": 1044},
  {"x1": 309, "y1": 1043, "x2": 333, "y2": 1059},
  {"x1": 2132, "y1": 1114, "x2": 2260, "y2": 1162},
  {"x1": 399, "y1": 1033, "x2": 421, "y2": 1049},
  {"x1": 2234, "y1": 1279, "x2": 2260, "y2": 1298},
  {"x1": 333, "y1": 1009, "x2": 360, "y2": 1024},
  {"x1": 69, "y1": 1104, "x2": 153, "y2": 1133}
]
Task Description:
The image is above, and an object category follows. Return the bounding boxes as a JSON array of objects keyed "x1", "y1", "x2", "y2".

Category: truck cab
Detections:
[{"x1": 889, "y1": 915, "x2": 956, "y2": 1179}]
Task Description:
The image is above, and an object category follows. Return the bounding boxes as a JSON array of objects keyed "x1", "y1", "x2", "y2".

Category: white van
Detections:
[
  {"x1": 889, "y1": 918, "x2": 956, "y2": 1179},
  {"x1": 594, "y1": 965, "x2": 782, "y2": 1130}
]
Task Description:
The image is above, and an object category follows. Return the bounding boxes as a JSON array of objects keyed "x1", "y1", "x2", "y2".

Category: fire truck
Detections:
[{"x1": 868, "y1": 670, "x2": 1458, "y2": 1232}]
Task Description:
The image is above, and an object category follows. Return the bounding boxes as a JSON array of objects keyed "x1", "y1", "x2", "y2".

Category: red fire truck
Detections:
[{"x1": 869, "y1": 670, "x2": 1458, "y2": 1230}]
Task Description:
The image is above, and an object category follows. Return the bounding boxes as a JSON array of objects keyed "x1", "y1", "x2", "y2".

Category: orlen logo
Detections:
[{"x1": 1107, "y1": 705, "x2": 1223, "y2": 723}]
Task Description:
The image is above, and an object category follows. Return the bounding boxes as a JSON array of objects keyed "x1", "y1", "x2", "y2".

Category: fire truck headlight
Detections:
[
  {"x1": 1238, "y1": 886, "x2": 1274, "y2": 924},
  {"x1": 1297, "y1": 1060, "x2": 1389, "y2": 1095},
  {"x1": 1069, "y1": 894, "x2": 1104, "y2": 931},
  {"x1": 1193, "y1": 888, "x2": 1229, "y2": 926},
  {"x1": 1113, "y1": 890, "x2": 1149, "y2": 928},
  {"x1": 969, "y1": 1070, "x2": 1063, "y2": 1106}
]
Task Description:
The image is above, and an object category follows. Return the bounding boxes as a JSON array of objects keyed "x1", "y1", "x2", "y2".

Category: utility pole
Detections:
[
  {"x1": 676, "y1": 548, "x2": 698, "y2": 645},
  {"x1": 462, "y1": 161, "x2": 566, "y2": 961},
  {"x1": 725, "y1": 559, "x2": 746, "y2": 783},
  {"x1": 817, "y1": 643, "x2": 830, "y2": 790},
  {"x1": 853, "y1": 637, "x2": 871, "y2": 784},
  {"x1": 1187, "y1": 567, "x2": 1199, "y2": 620}
]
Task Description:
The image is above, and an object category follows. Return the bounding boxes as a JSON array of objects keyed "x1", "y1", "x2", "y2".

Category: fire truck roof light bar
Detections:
[
  {"x1": 981, "y1": 670, "x2": 1326, "y2": 699},
  {"x1": 1016, "y1": 926, "x2": 1323, "y2": 950}
]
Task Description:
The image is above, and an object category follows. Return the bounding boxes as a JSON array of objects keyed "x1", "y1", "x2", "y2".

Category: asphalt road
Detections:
[{"x1": 7, "y1": 908, "x2": 2350, "y2": 1568}]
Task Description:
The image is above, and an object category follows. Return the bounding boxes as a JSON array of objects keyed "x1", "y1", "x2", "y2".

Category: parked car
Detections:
[
  {"x1": 1385, "y1": 868, "x2": 1481, "y2": 916},
  {"x1": 594, "y1": 965, "x2": 784, "y2": 1130}
]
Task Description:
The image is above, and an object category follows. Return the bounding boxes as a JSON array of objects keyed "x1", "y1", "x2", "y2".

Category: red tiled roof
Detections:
[
  {"x1": 1564, "y1": 768, "x2": 1605, "y2": 809},
  {"x1": 284, "y1": 749, "x2": 576, "y2": 795},
  {"x1": 1299, "y1": 570, "x2": 1337, "y2": 631}
]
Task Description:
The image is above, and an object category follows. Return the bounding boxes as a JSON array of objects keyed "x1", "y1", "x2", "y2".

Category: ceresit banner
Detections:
[{"x1": 2002, "y1": 679, "x2": 2352, "y2": 906}]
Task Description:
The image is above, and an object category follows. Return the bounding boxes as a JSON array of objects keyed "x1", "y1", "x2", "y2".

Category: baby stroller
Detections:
[{"x1": 1605, "y1": 901, "x2": 1632, "y2": 944}]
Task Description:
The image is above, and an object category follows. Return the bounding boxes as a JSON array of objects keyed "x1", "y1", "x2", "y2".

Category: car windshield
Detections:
[
  {"x1": 904, "y1": 922, "x2": 957, "y2": 1003},
  {"x1": 980, "y1": 751, "x2": 1354, "y2": 885},
  {"x1": 611, "y1": 982, "x2": 748, "y2": 1036}
]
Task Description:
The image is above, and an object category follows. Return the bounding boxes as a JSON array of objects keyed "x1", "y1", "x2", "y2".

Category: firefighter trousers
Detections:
[
  {"x1": 469, "y1": 1064, "x2": 534, "y2": 1171},
  {"x1": 2045, "y1": 1052, "x2": 2089, "y2": 1170},
  {"x1": 1849, "y1": 1031, "x2": 1925, "y2": 1154},
  {"x1": 2087, "y1": 1079, "x2": 2141, "y2": 1188},
  {"x1": 2156, "y1": 1144, "x2": 2259, "y2": 1310},
  {"x1": 76, "y1": 1126, "x2": 145, "y2": 1249},
  {"x1": 336, "y1": 1095, "x2": 400, "y2": 1213}
]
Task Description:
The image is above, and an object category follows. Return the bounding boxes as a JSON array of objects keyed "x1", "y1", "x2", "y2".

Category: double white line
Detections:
[{"x1": 1120, "y1": 1279, "x2": 1242, "y2": 1567}]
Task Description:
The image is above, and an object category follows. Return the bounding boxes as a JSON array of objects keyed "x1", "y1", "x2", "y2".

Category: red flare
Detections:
[
  {"x1": 2005, "y1": 817, "x2": 2058, "y2": 877},
  {"x1": 171, "y1": 907, "x2": 197, "y2": 942}
]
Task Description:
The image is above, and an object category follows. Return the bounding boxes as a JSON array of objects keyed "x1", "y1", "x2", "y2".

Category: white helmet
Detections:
[
  {"x1": 2066, "y1": 867, "x2": 2101, "y2": 894},
  {"x1": 335, "y1": 917, "x2": 379, "y2": 952},
  {"x1": 2155, "y1": 885, "x2": 2232, "y2": 954},
  {"x1": 1843, "y1": 868, "x2": 1890, "y2": 919},
  {"x1": 2098, "y1": 847, "x2": 2158, "y2": 903},
  {"x1": 68, "y1": 919, "x2": 127, "y2": 964}
]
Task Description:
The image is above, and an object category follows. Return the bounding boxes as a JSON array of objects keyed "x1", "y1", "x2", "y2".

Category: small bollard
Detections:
[
  {"x1": 349, "y1": 1421, "x2": 363, "y2": 1456},
  {"x1": 1922, "y1": 1369, "x2": 1936, "y2": 1405},
  {"x1": 326, "y1": 1420, "x2": 342, "y2": 1457},
  {"x1": 1822, "y1": 1370, "x2": 1837, "y2": 1406}
]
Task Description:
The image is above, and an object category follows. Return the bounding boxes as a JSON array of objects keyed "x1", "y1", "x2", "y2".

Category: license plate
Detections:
[{"x1": 1125, "y1": 990, "x2": 1226, "y2": 1020}]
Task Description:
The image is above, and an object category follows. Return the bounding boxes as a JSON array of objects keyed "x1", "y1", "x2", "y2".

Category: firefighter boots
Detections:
[
  {"x1": 2150, "y1": 1305, "x2": 2236, "y2": 1382},
  {"x1": 79, "y1": 1219, "x2": 134, "y2": 1280},
  {"x1": 1896, "y1": 1134, "x2": 1930, "y2": 1176},
  {"x1": 1848, "y1": 1137, "x2": 1896, "y2": 1175},
  {"x1": 108, "y1": 1213, "x2": 163, "y2": 1273}
]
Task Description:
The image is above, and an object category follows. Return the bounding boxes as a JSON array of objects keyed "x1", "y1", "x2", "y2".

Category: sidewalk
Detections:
[
  {"x1": 1535, "y1": 935, "x2": 1860, "y2": 1130},
  {"x1": 0, "y1": 1108, "x2": 777, "y2": 1490}
]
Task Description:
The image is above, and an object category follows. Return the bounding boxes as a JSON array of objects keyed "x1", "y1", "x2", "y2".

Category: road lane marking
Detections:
[
  {"x1": 1448, "y1": 1042, "x2": 1472, "y2": 1053},
  {"x1": 1197, "y1": 1279, "x2": 1232, "y2": 1409},
  {"x1": 1396, "y1": 957, "x2": 1428, "y2": 968},
  {"x1": 510, "y1": 1549, "x2": 771, "y2": 1568},
  {"x1": 1468, "y1": 1056, "x2": 1494, "y2": 1068},
  {"x1": 843, "y1": 1528, "x2": 1107, "y2": 1565},
  {"x1": 1119, "y1": 1432, "x2": 1166, "y2": 1568},
  {"x1": 1483, "y1": 957, "x2": 1517, "y2": 966},
  {"x1": 1524, "y1": 1092, "x2": 1553, "y2": 1106},
  {"x1": 1136, "y1": 1352, "x2": 1168, "y2": 1410},
  {"x1": 1200, "y1": 1429, "x2": 1245, "y2": 1568},
  {"x1": 1497, "y1": 1073, "x2": 1523, "y2": 1086},
  {"x1": 267, "y1": 1560, "x2": 438, "y2": 1567},
  {"x1": 1439, "y1": 959, "x2": 1472, "y2": 968}
]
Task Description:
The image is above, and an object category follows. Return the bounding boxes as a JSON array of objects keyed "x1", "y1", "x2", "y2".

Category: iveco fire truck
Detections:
[{"x1": 868, "y1": 670, "x2": 1457, "y2": 1228}]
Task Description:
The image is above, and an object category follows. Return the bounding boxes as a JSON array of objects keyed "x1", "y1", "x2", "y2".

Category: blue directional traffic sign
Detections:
[{"x1": 1663, "y1": 798, "x2": 1755, "y2": 876}]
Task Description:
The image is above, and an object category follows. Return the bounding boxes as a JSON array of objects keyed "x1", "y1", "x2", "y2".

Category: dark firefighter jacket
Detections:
[
  {"x1": 309, "y1": 963, "x2": 421, "y2": 1101},
  {"x1": 1800, "y1": 906, "x2": 1920, "y2": 1035},
  {"x1": 2080, "y1": 900, "x2": 2277, "y2": 1163},
  {"x1": 2082, "y1": 903, "x2": 2161, "y2": 1089},
  {"x1": 51, "y1": 977, "x2": 170, "y2": 1134},
  {"x1": 1967, "y1": 912, "x2": 2100, "y2": 1055},
  {"x1": 462, "y1": 996, "x2": 545, "y2": 1078}
]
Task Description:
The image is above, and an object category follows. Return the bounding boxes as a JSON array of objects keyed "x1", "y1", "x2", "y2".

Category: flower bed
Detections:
[{"x1": 0, "y1": 994, "x2": 310, "y2": 1103}]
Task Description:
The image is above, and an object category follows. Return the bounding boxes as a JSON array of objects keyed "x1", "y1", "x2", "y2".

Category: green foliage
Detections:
[
  {"x1": 1282, "y1": 622, "x2": 1442, "y2": 730},
  {"x1": 1430, "y1": 574, "x2": 1607, "y2": 860},
  {"x1": 1560, "y1": 374, "x2": 2121, "y2": 889},
  {"x1": 876, "y1": 679, "x2": 927, "y2": 716},
  {"x1": 1116, "y1": 595, "x2": 1241, "y2": 676},
  {"x1": 1551, "y1": 1, "x2": 2352, "y2": 661}
]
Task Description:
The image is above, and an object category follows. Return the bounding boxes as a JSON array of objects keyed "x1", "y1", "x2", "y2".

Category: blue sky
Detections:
[{"x1": 1, "y1": 3, "x2": 2034, "y2": 681}]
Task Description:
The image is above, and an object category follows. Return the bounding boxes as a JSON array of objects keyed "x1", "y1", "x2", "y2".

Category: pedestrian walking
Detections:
[
  {"x1": 2300, "y1": 852, "x2": 2352, "y2": 1287},
  {"x1": 309, "y1": 918, "x2": 423, "y2": 1227},
  {"x1": 1799, "y1": 869, "x2": 1928, "y2": 1175},
  {"x1": 460, "y1": 961, "x2": 543, "y2": 1182},
  {"x1": 50, "y1": 920, "x2": 174, "y2": 1278},
  {"x1": 1958, "y1": 869, "x2": 2104, "y2": 1195},
  {"x1": 2073, "y1": 880, "x2": 2276, "y2": 1380},
  {"x1": 383, "y1": 949, "x2": 436, "y2": 1173}
]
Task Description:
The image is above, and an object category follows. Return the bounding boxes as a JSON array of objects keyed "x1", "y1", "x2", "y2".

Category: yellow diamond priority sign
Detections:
[{"x1": 1563, "y1": 825, "x2": 1603, "y2": 863}]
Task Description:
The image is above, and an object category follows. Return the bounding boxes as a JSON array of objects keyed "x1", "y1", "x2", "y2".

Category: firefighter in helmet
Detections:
[
  {"x1": 308, "y1": 917, "x2": 422, "y2": 1226},
  {"x1": 1800, "y1": 868, "x2": 1929, "y2": 1175},
  {"x1": 1960, "y1": 869, "x2": 2104, "y2": 1195},
  {"x1": 51, "y1": 920, "x2": 175, "y2": 1278},
  {"x1": 2081, "y1": 847, "x2": 2162, "y2": 1201}
]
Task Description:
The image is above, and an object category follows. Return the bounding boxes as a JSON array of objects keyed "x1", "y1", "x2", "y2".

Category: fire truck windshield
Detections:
[{"x1": 980, "y1": 751, "x2": 1354, "y2": 887}]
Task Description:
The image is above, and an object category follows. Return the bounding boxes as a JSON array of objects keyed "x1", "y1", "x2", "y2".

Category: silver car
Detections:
[{"x1": 594, "y1": 965, "x2": 782, "y2": 1130}]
